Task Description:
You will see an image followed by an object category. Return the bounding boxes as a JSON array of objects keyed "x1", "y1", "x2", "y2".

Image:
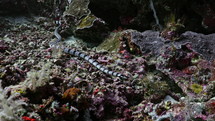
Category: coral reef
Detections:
[{"x1": 0, "y1": 0, "x2": 215, "y2": 121}]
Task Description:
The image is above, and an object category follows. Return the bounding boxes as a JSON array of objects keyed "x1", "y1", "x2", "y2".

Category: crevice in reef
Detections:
[{"x1": 88, "y1": 0, "x2": 138, "y2": 30}]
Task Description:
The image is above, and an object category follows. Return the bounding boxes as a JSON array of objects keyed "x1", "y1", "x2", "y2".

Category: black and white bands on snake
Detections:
[{"x1": 49, "y1": 22, "x2": 128, "y2": 79}]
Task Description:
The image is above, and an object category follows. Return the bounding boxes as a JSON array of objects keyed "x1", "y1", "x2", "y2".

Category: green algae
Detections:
[
  {"x1": 190, "y1": 83, "x2": 203, "y2": 94},
  {"x1": 96, "y1": 32, "x2": 122, "y2": 52},
  {"x1": 77, "y1": 14, "x2": 97, "y2": 29}
]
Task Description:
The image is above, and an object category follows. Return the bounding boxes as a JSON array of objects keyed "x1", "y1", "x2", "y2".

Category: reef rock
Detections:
[
  {"x1": 123, "y1": 30, "x2": 215, "y2": 100},
  {"x1": 128, "y1": 30, "x2": 215, "y2": 61},
  {"x1": 87, "y1": 0, "x2": 215, "y2": 34},
  {"x1": 63, "y1": 0, "x2": 109, "y2": 42}
]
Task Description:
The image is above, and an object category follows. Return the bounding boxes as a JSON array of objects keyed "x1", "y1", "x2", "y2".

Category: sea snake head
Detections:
[{"x1": 55, "y1": 20, "x2": 61, "y2": 26}]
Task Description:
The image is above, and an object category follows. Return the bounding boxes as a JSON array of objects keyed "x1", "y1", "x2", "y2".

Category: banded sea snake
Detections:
[{"x1": 49, "y1": 22, "x2": 128, "y2": 79}]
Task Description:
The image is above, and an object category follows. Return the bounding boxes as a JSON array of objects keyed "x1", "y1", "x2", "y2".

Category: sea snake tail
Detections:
[{"x1": 50, "y1": 23, "x2": 128, "y2": 80}]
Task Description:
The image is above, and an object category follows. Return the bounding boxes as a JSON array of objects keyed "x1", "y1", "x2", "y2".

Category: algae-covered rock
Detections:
[
  {"x1": 63, "y1": 0, "x2": 109, "y2": 42},
  {"x1": 117, "y1": 29, "x2": 215, "y2": 100},
  {"x1": 96, "y1": 29, "x2": 142, "y2": 54},
  {"x1": 75, "y1": 14, "x2": 109, "y2": 42},
  {"x1": 77, "y1": 14, "x2": 97, "y2": 29},
  {"x1": 64, "y1": 0, "x2": 90, "y2": 19},
  {"x1": 96, "y1": 32, "x2": 122, "y2": 52},
  {"x1": 140, "y1": 71, "x2": 170, "y2": 102}
]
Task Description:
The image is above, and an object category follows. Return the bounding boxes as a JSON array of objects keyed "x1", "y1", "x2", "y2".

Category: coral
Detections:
[
  {"x1": 155, "y1": 45, "x2": 213, "y2": 99},
  {"x1": 130, "y1": 96, "x2": 175, "y2": 121},
  {"x1": 1, "y1": 2, "x2": 215, "y2": 121},
  {"x1": 23, "y1": 62, "x2": 52, "y2": 91},
  {"x1": 190, "y1": 84, "x2": 203, "y2": 94},
  {"x1": 0, "y1": 81, "x2": 27, "y2": 121},
  {"x1": 161, "y1": 14, "x2": 185, "y2": 41},
  {"x1": 119, "y1": 30, "x2": 142, "y2": 55},
  {"x1": 123, "y1": 29, "x2": 215, "y2": 100},
  {"x1": 62, "y1": 87, "x2": 81, "y2": 100},
  {"x1": 0, "y1": 66, "x2": 25, "y2": 88},
  {"x1": 139, "y1": 71, "x2": 170, "y2": 102},
  {"x1": 22, "y1": 116, "x2": 36, "y2": 121},
  {"x1": 1, "y1": 62, "x2": 54, "y2": 104},
  {"x1": 130, "y1": 95, "x2": 214, "y2": 121},
  {"x1": 90, "y1": 85, "x2": 135, "y2": 120}
]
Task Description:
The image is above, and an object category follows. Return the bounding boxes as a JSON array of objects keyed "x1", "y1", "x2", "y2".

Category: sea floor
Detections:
[{"x1": 0, "y1": 16, "x2": 215, "y2": 121}]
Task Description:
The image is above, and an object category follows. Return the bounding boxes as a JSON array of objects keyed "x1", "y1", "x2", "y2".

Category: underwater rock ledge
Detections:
[{"x1": 129, "y1": 30, "x2": 215, "y2": 61}]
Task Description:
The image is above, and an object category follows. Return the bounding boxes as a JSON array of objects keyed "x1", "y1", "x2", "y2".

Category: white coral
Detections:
[
  {"x1": 7, "y1": 62, "x2": 52, "y2": 92},
  {"x1": 0, "y1": 80, "x2": 27, "y2": 121}
]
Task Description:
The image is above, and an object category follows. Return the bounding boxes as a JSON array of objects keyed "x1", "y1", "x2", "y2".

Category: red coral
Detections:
[
  {"x1": 182, "y1": 66, "x2": 197, "y2": 75},
  {"x1": 22, "y1": 116, "x2": 36, "y2": 121},
  {"x1": 93, "y1": 88, "x2": 106, "y2": 95}
]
